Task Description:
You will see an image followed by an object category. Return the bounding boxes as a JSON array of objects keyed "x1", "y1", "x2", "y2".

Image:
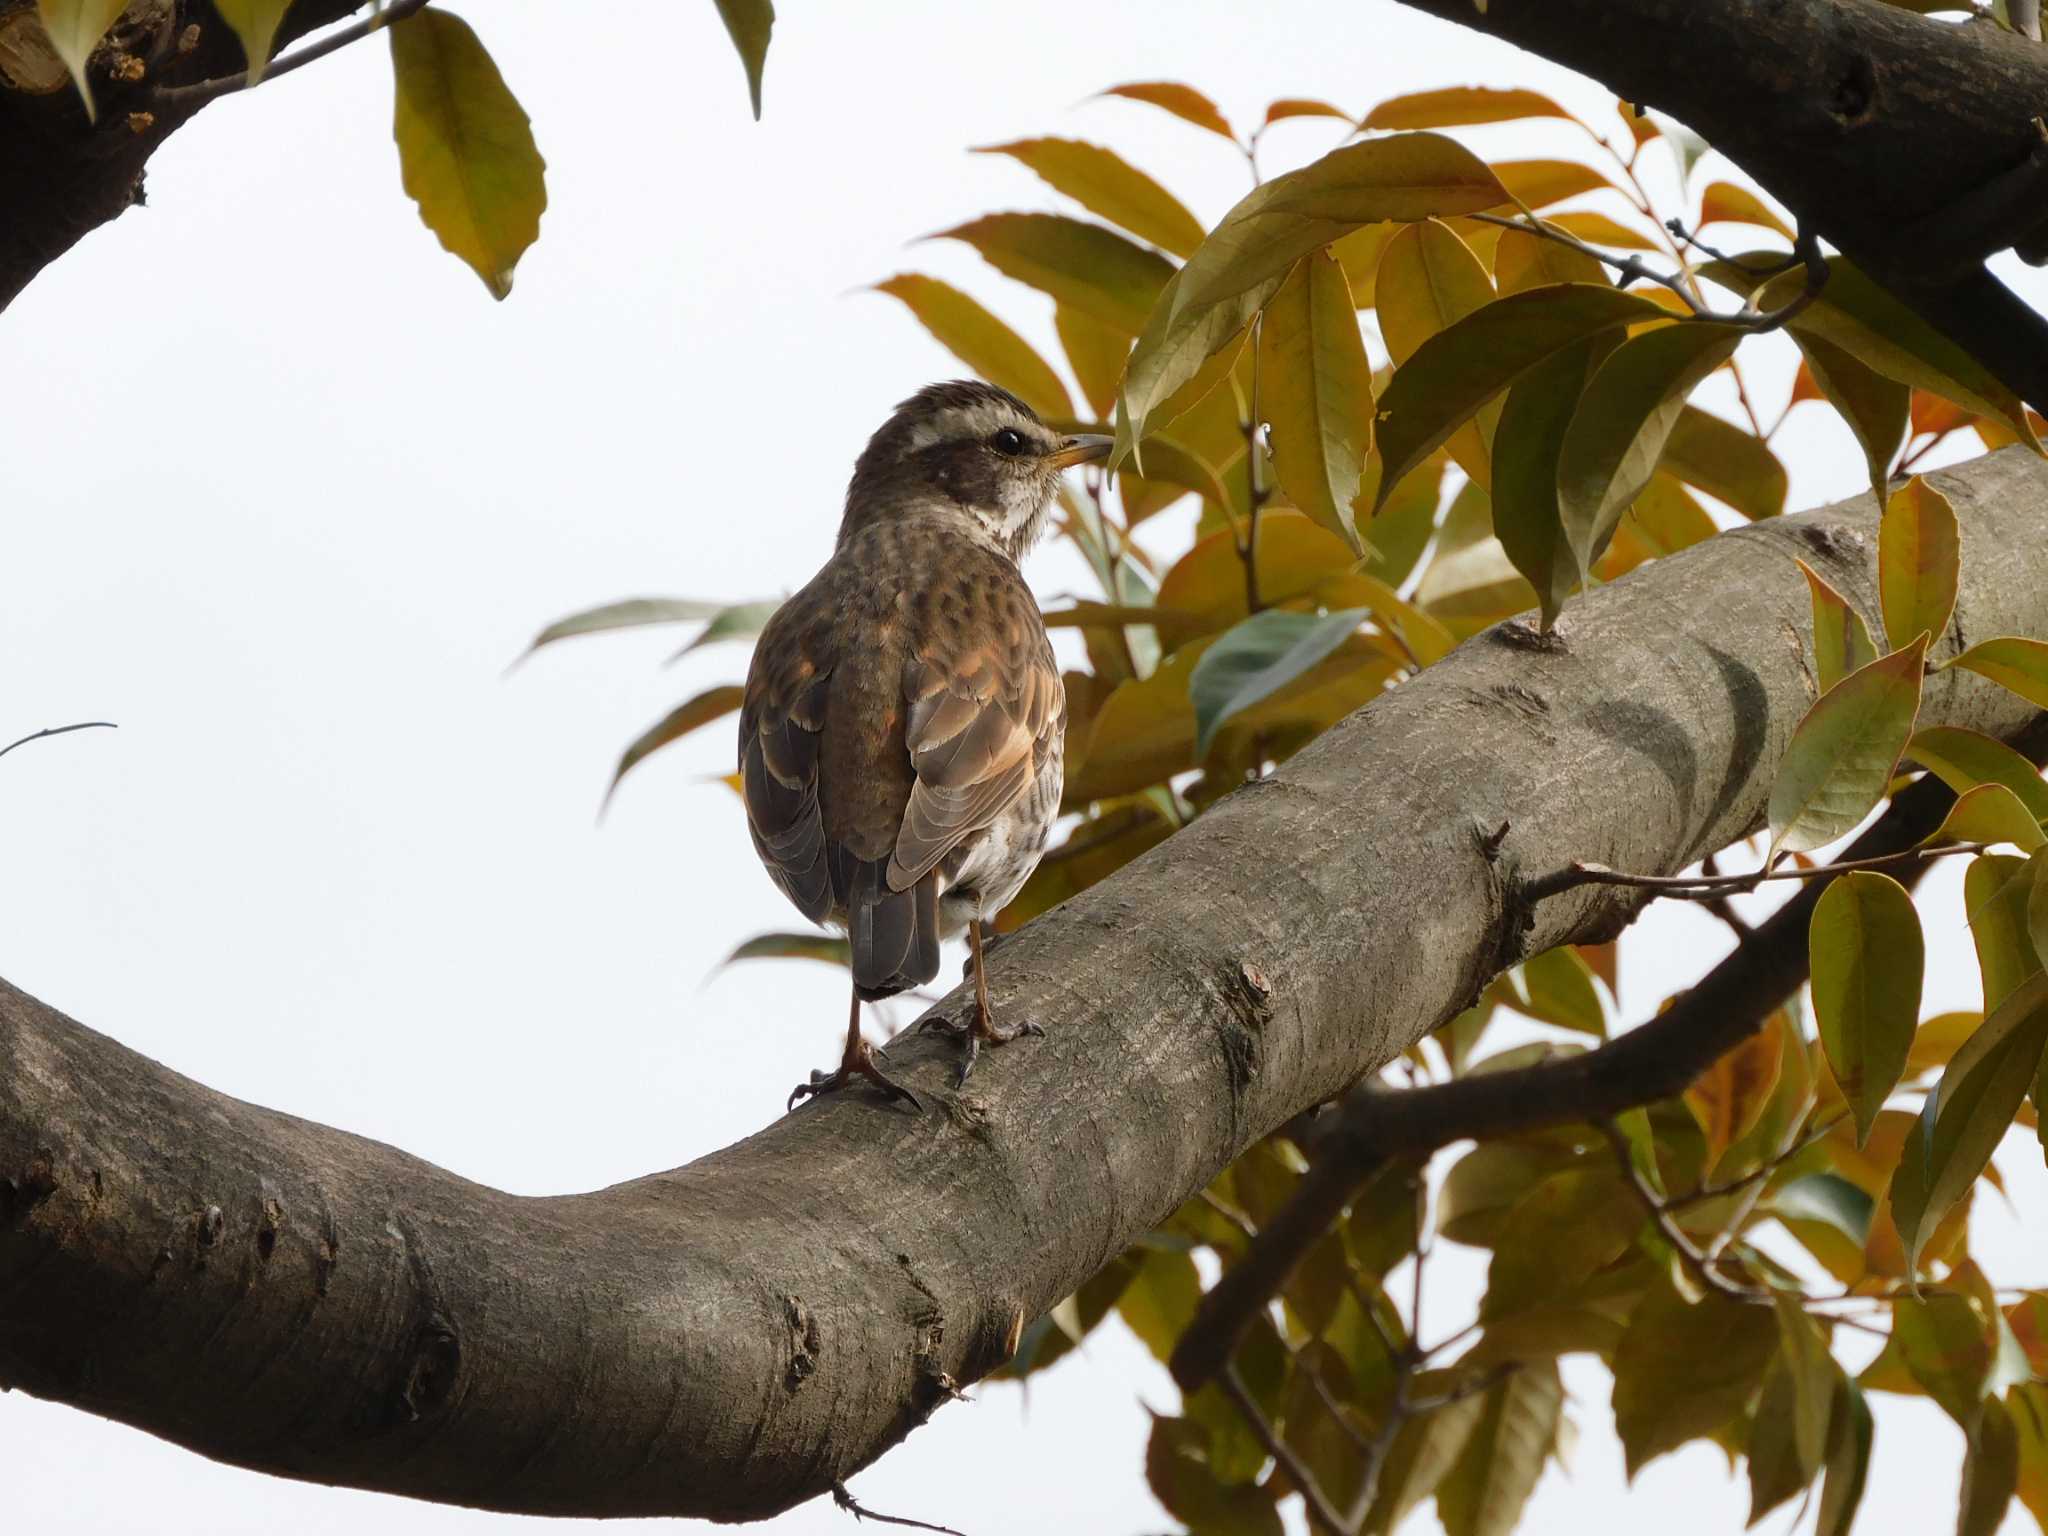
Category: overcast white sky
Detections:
[{"x1": 4, "y1": 1, "x2": 2045, "y2": 1532}]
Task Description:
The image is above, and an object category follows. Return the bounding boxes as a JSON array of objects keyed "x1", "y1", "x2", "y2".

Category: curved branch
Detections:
[{"x1": 7, "y1": 450, "x2": 2048, "y2": 1519}]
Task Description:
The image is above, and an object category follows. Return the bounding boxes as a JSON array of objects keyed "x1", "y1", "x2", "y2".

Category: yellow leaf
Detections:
[
  {"x1": 1797, "y1": 558, "x2": 1878, "y2": 695},
  {"x1": 1878, "y1": 476, "x2": 1960, "y2": 651},
  {"x1": 1098, "y1": 80, "x2": 1236, "y2": 142},
  {"x1": 1685, "y1": 1011, "x2": 1787, "y2": 1166},
  {"x1": 1257, "y1": 251, "x2": 1373, "y2": 551},
  {"x1": 873, "y1": 274, "x2": 1073, "y2": 420},
  {"x1": 1494, "y1": 158, "x2": 1615, "y2": 211},
  {"x1": 1377, "y1": 217, "x2": 1497, "y2": 488},
  {"x1": 211, "y1": 0, "x2": 291, "y2": 83},
  {"x1": 975, "y1": 137, "x2": 1205, "y2": 258},
  {"x1": 1360, "y1": 86, "x2": 1574, "y2": 131},
  {"x1": 934, "y1": 213, "x2": 1173, "y2": 336},
  {"x1": 391, "y1": 9, "x2": 547, "y2": 300},
  {"x1": 1697, "y1": 181, "x2": 1794, "y2": 241}
]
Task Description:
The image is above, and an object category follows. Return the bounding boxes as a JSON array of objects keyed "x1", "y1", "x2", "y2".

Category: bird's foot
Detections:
[
  {"x1": 786, "y1": 1038, "x2": 923, "y2": 1113},
  {"x1": 925, "y1": 1004, "x2": 1043, "y2": 1087},
  {"x1": 957, "y1": 921, "x2": 1011, "y2": 980}
]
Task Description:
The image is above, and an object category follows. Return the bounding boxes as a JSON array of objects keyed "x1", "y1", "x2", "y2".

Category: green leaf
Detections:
[
  {"x1": 1509, "y1": 944, "x2": 1607, "y2": 1036},
  {"x1": 1100, "y1": 80, "x2": 1237, "y2": 142},
  {"x1": 1144, "y1": 1414, "x2": 1283, "y2": 1536},
  {"x1": 975, "y1": 138, "x2": 1205, "y2": 259},
  {"x1": 1435, "y1": 1361, "x2": 1565, "y2": 1536},
  {"x1": 520, "y1": 596, "x2": 726, "y2": 658},
  {"x1": 1369, "y1": 284, "x2": 1673, "y2": 512},
  {"x1": 1767, "y1": 635, "x2": 1929, "y2": 858},
  {"x1": 1359, "y1": 452, "x2": 1445, "y2": 590},
  {"x1": 1481, "y1": 1167, "x2": 1642, "y2": 1320},
  {"x1": 1922, "y1": 783, "x2": 2046, "y2": 855},
  {"x1": 1118, "y1": 133, "x2": 1509, "y2": 447},
  {"x1": 1375, "y1": 218, "x2": 1499, "y2": 488},
  {"x1": 1774, "y1": 1291, "x2": 1838, "y2": 1475},
  {"x1": 1360, "y1": 86, "x2": 1575, "y2": 130},
  {"x1": 1492, "y1": 339, "x2": 1599, "y2": 628},
  {"x1": 1890, "y1": 969, "x2": 2048, "y2": 1271},
  {"x1": 1895, "y1": 1293, "x2": 1998, "y2": 1424},
  {"x1": 1770, "y1": 1172, "x2": 1875, "y2": 1245},
  {"x1": 34, "y1": 0, "x2": 125, "y2": 118},
  {"x1": 1798, "y1": 558, "x2": 1879, "y2": 695},
  {"x1": 211, "y1": 0, "x2": 290, "y2": 83},
  {"x1": 872, "y1": 274, "x2": 1073, "y2": 420},
  {"x1": 1906, "y1": 727, "x2": 2048, "y2": 825},
  {"x1": 1816, "y1": 1376, "x2": 1874, "y2": 1536},
  {"x1": 933, "y1": 213, "x2": 1173, "y2": 336},
  {"x1": 390, "y1": 9, "x2": 547, "y2": 300},
  {"x1": 711, "y1": 0, "x2": 772, "y2": 117},
  {"x1": 1961, "y1": 1394, "x2": 2021, "y2": 1536},
  {"x1": 1188, "y1": 607, "x2": 1367, "y2": 757},
  {"x1": 1949, "y1": 636, "x2": 2048, "y2": 711},
  {"x1": 1747, "y1": 1360, "x2": 1818, "y2": 1525},
  {"x1": 1878, "y1": 476, "x2": 1960, "y2": 651},
  {"x1": 1794, "y1": 332, "x2": 1909, "y2": 509},
  {"x1": 605, "y1": 686, "x2": 745, "y2": 808},
  {"x1": 1055, "y1": 304, "x2": 1130, "y2": 421},
  {"x1": 1611, "y1": 1280, "x2": 1779, "y2": 1475},
  {"x1": 1117, "y1": 1247, "x2": 1202, "y2": 1363},
  {"x1": 1361, "y1": 1381, "x2": 1490, "y2": 1534},
  {"x1": 1661, "y1": 405, "x2": 1787, "y2": 520},
  {"x1": 718, "y1": 931, "x2": 849, "y2": 970},
  {"x1": 1810, "y1": 871, "x2": 1924, "y2": 1145},
  {"x1": 666, "y1": 599, "x2": 782, "y2": 659},
  {"x1": 1966, "y1": 853, "x2": 2043, "y2": 1011},
  {"x1": 1258, "y1": 251, "x2": 1373, "y2": 551},
  {"x1": 1556, "y1": 320, "x2": 1746, "y2": 580}
]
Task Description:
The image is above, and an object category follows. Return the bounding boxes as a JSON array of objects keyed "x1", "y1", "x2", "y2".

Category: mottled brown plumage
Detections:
[{"x1": 740, "y1": 381, "x2": 1110, "y2": 1107}]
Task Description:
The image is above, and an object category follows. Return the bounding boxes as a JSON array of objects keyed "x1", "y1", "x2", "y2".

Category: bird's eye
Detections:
[{"x1": 990, "y1": 428, "x2": 1028, "y2": 456}]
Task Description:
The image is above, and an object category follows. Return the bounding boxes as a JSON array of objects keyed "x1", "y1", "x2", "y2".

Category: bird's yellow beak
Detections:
[{"x1": 1044, "y1": 433, "x2": 1115, "y2": 470}]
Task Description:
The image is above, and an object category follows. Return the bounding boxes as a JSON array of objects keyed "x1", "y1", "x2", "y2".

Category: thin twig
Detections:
[
  {"x1": 1666, "y1": 1111, "x2": 1847, "y2": 1211},
  {"x1": 1220, "y1": 1364, "x2": 1351, "y2": 1536},
  {"x1": 1694, "y1": 853, "x2": 1755, "y2": 938},
  {"x1": 154, "y1": 0, "x2": 433, "y2": 109},
  {"x1": 1466, "y1": 212, "x2": 1703, "y2": 311},
  {"x1": 0, "y1": 721, "x2": 117, "y2": 763},
  {"x1": 831, "y1": 1482, "x2": 969, "y2": 1536},
  {"x1": 1524, "y1": 841, "x2": 1989, "y2": 904},
  {"x1": 1602, "y1": 1121, "x2": 1769, "y2": 1302}
]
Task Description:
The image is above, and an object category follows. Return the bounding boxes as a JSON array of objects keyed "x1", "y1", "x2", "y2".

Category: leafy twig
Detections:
[
  {"x1": 154, "y1": 0, "x2": 434, "y2": 109},
  {"x1": 1466, "y1": 211, "x2": 1703, "y2": 312},
  {"x1": 1602, "y1": 1121, "x2": 1770, "y2": 1302},
  {"x1": 1219, "y1": 1363, "x2": 1351, "y2": 1536}
]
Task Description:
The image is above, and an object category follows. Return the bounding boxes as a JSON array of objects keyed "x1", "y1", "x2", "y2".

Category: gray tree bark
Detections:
[{"x1": 6, "y1": 448, "x2": 2048, "y2": 1521}]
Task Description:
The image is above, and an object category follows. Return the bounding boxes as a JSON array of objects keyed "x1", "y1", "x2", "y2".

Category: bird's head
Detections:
[{"x1": 840, "y1": 380, "x2": 1113, "y2": 560}]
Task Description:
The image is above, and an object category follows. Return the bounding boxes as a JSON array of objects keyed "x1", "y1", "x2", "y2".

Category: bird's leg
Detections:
[
  {"x1": 787, "y1": 989, "x2": 922, "y2": 1112},
  {"x1": 957, "y1": 918, "x2": 1009, "y2": 979},
  {"x1": 946, "y1": 914, "x2": 1042, "y2": 1086}
]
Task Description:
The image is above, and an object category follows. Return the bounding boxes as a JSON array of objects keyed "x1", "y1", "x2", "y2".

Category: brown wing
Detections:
[
  {"x1": 887, "y1": 591, "x2": 1064, "y2": 892},
  {"x1": 738, "y1": 596, "x2": 835, "y2": 925}
]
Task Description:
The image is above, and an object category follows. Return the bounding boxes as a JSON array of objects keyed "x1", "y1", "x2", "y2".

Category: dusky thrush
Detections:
[{"x1": 739, "y1": 381, "x2": 1111, "y2": 1108}]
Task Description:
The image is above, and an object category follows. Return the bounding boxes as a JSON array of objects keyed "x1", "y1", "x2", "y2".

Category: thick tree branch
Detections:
[
  {"x1": 7, "y1": 450, "x2": 2048, "y2": 1519},
  {"x1": 1387, "y1": 0, "x2": 2048, "y2": 410}
]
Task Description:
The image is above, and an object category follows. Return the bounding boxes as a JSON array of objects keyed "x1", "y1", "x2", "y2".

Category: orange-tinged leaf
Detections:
[
  {"x1": 975, "y1": 137, "x2": 1206, "y2": 258},
  {"x1": 1495, "y1": 158, "x2": 1615, "y2": 211},
  {"x1": 1913, "y1": 390, "x2": 1976, "y2": 439},
  {"x1": 873, "y1": 274, "x2": 1073, "y2": 420},
  {"x1": 1361, "y1": 86, "x2": 1575, "y2": 131},
  {"x1": 1264, "y1": 97, "x2": 1351, "y2": 126},
  {"x1": 1798, "y1": 558, "x2": 1878, "y2": 695},
  {"x1": 1685, "y1": 1011, "x2": 1786, "y2": 1165},
  {"x1": 1370, "y1": 283, "x2": 1673, "y2": 508},
  {"x1": 211, "y1": 0, "x2": 290, "y2": 83},
  {"x1": 934, "y1": 212, "x2": 1173, "y2": 335},
  {"x1": 1810, "y1": 871, "x2": 1923, "y2": 1144},
  {"x1": 1878, "y1": 476, "x2": 1959, "y2": 652},
  {"x1": 1922, "y1": 783, "x2": 2047, "y2": 855},
  {"x1": 1907, "y1": 727, "x2": 2048, "y2": 825},
  {"x1": 1890, "y1": 969, "x2": 2048, "y2": 1270},
  {"x1": 1767, "y1": 636, "x2": 1929, "y2": 857},
  {"x1": 1054, "y1": 304, "x2": 1128, "y2": 421},
  {"x1": 1377, "y1": 218, "x2": 1498, "y2": 487},
  {"x1": 604, "y1": 686, "x2": 745, "y2": 809},
  {"x1": 1158, "y1": 511, "x2": 1360, "y2": 634},
  {"x1": 1546, "y1": 209, "x2": 1662, "y2": 251},
  {"x1": 1618, "y1": 99, "x2": 1660, "y2": 146},
  {"x1": 711, "y1": 0, "x2": 772, "y2": 117},
  {"x1": 390, "y1": 9, "x2": 547, "y2": 301},
  {"x1": 1661, "y1": 405, "x2": 1786, "y2": 520},
  {"x1": 1258, "y1": 251, "x2": 1373, "y2": 551},
  {"x1": 1697, "y1": 180, "x2": 1794, "y2": 241},
  {"x1": 1100, "y1": 81, "x2": 1236, "y2": 142},
  {"x1": 1556, "y1": 321, "x2": 1746, "y2": 578},
  {"x1": 1792, "y1": 332, "x2": 1909, "y2": 509},
  {"x1": 1949, "y1": 636, "x2": 2048, "y2": 711},
  {"x1": 34, "y1": 0, "x2": 125, "y2": 118},
  {"x1": 1118, "y1": 133, "x2": 1510, "y2": 451}
]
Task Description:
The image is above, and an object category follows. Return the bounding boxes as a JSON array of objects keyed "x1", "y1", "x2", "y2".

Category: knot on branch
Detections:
[
  {"x1": 783, "y1": 1294, "x2": 820, "y2": 1392},
  {"x1": 393, "y1": 1314, "x2": 461, "y2": 1425}
]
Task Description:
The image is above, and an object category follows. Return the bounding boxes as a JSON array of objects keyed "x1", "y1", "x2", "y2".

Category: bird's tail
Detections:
[{"x1": 843, "y1": 856, "x2": 941, "y2": 1001}]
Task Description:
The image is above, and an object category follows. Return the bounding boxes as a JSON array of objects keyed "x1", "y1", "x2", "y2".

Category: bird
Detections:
[{"x1": 738, "y1": 380, "x2": 1111, "y2": 1109}]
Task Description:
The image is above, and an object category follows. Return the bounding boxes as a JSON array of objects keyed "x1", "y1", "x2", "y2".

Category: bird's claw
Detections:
[
  {"x1": 925, "y1": 1009, "x2": 1043, "y2": 1087},
  {"x1": 785, "y1": 1053, "x2": 923, "y2": 1113}
]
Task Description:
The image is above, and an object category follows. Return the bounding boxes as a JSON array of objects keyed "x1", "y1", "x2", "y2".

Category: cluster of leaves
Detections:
[
  {"x1": 526, "y1": 74, "x2": 2048, "y2": 1536},
  {"x1": 32, "y1": 0, "x2": 772, "y2": 296}
]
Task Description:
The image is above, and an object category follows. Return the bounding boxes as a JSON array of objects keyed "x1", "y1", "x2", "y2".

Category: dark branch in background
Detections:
[
  {"x1": 152, "y1": 0, "x2": 433, "y2": 109},
  {"x1": 1388, "y1": 0, "x2": 2048, "y2": 410},
  {"x1": 1169, "y1": 725, "x2": 2045, "y2": 1393},
  {"x1": 0, "y1": 721, "x2": 116, "y2": 763}
]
